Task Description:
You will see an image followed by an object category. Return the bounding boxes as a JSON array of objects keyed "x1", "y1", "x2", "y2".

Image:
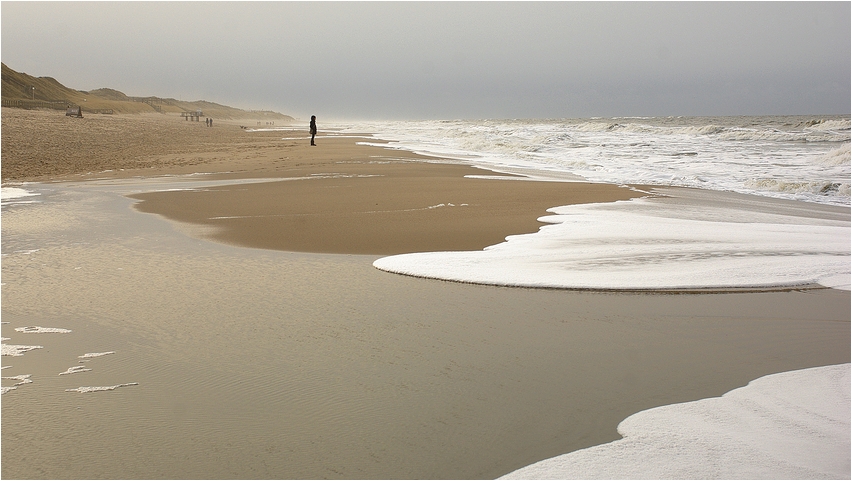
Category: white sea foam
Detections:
[
  {"x1": 1, "y1": 186, "x2": 40, "y2": 202},
  {"x1": 815, "y1": 142, "x2": 851, "y2": 166},
  {"x1": 743, "y1": 178, "x2": 851, "y2": 199},
  {"x1": 342, "y1": 115, "x2": 851, "y2": 206},
  {"x1": 1, "y1": 186, "x2": 42, "y2": 209},
  {"x1": 9, "y1": 249, "x2": 40, "y2": 255},
  {"x1": 1, "y1": 344, "x2": 43, "y2": 356},
  {"x1": 14, "y1": 326, "x2": 72, "y2": 334},
  {"x1": 374, "y1": 194, "x2": 850, "y2": 291},
  {"x1": 2, "y1": 374, "x2": 33, "y2": 394},
  {"x1": 500, "y1": 363, "x2": 850, "y2": 480},
  {"x1": 78, "y1": 351, "x2": 115, "y2": 359},
  {"x1": 59, "y1": 366, "x2": 92, "y2": 376},
  {"x1": 65, "y1": 382, "x2": 138, "y2": 393},
  {"x1": 3, "y1": 374, "x2": 33, "y2": 384},
  {"x1": 353, "y1": 116, "x2": 851, "y2": 291},
  {"x1": 803, "y1": 118, "x2": 852, "y2": 131}
]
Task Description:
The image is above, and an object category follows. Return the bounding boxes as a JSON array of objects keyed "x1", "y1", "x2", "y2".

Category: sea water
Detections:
[
  {"x1": 335, "y1": 116, "x2": 851, "y2": 290},
  {"x1": 347, "y1": 115, "x2": 851, "y2": 206}
]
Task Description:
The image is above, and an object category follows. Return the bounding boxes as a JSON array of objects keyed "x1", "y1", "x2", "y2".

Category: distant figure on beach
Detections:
[{"x1": 310, "y1": 115, "x2": 317, "y2": 146}]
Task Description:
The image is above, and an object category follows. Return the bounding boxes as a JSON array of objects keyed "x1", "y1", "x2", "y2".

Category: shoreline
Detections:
[
  {"x1": 3, "y1": 107, "x2": 650, "y2": 256},
  {"x1": 2, "y1": 108, "x2": 848, "y2": 292}
]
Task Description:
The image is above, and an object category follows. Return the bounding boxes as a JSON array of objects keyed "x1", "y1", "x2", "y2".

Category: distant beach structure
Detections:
[
  {"x1": 65, "y1": 106, "x2": 82, "y2": 118},
  {"x1": 181, "y1": 110, "x2": 203, "y2": 121}
]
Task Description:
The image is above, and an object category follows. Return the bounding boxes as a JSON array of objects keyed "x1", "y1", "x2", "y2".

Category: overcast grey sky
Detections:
[{"x1": 2, "y1": 2, "x2": 849, "y2": 120}]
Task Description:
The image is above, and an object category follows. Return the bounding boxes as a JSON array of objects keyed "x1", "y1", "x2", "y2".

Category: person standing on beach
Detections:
[{"x1": 310, "y1": 115, "x2": 317, "y2": 146}]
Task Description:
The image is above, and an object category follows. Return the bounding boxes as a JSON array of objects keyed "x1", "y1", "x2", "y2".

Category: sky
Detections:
[{"x1": 2, "y1": 2, "x2": 849, "y2": 121}]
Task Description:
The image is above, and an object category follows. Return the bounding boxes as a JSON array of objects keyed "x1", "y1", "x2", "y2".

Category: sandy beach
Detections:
[{"x1": 2, "y1": 108, "x2": 849, "y2": 478}]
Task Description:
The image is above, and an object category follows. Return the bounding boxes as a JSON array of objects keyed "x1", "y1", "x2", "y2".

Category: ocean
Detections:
[
  {"x1": 326, "y1": 115, "x2": 851, "y2": 291},
  {"x1": 345, "y1": 115, "x2": 851, "y2": 206}
]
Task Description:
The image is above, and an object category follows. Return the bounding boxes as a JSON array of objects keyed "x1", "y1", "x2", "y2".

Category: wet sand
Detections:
[
  {"x1": 128, "y1": 161, "x2": 644, "y2": 255},
  {"x1": 2, "y1": 109, "x2": 850, "y2": 478}
]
